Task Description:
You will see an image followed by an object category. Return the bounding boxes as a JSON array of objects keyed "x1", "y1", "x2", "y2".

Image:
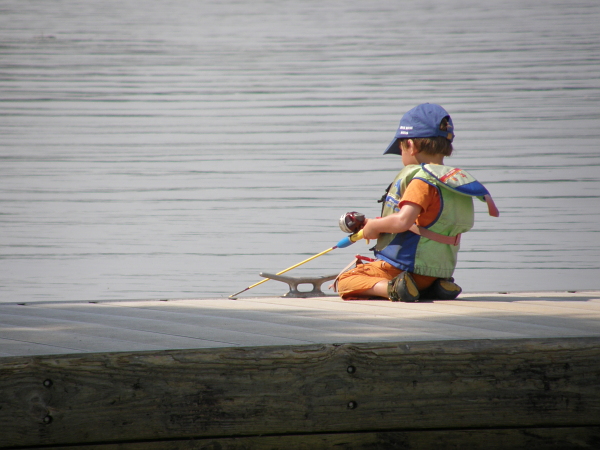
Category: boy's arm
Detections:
[{"x1": 362, "y1": 202, "x2": 422, "y2": 240}]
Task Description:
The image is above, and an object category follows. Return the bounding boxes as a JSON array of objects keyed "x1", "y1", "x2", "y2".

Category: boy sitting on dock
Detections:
[{"x1": 337, "y1": 103, "x2": 499, "y2": 302}]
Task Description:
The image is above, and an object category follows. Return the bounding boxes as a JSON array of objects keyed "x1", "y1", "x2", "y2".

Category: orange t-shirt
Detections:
[{"x1": 399, "y1": 179, "x2": 441, "y2": 227}]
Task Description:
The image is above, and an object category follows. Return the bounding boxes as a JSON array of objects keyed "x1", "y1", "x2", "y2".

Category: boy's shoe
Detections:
[
  {"x1": 387, "y1": 272, "x2": 420, "y2": 302},
  {"x1": 429, "y1": 277, "x2": 462, "y2": 300}
]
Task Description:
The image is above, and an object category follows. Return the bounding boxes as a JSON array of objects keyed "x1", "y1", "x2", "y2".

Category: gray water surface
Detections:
[{"x1": 1, "y1": 0, "x2": 600, "y2": 302}]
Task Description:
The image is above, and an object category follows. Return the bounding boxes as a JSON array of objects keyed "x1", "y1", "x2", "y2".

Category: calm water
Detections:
[{"x1": 1, "y1": 0, "x2": 600, "y2": 302}]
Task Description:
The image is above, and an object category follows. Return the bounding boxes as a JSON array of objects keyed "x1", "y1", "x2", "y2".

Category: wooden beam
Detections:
[
  {"x1": 1, "y1": 337, "x2": 599, "y2": 448},
  {"x1": 14, "y1": 427, "x2": 600, "y2": 450}
]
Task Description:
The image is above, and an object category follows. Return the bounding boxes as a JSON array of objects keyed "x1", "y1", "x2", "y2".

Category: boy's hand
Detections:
[{"x1": 361, "y1": 218, "x2": 380, "y2": 240}]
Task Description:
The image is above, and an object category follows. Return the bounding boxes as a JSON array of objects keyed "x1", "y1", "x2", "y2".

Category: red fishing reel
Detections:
[{"x1": 339, "y1": 211, "x2": 366, "y2": 234}]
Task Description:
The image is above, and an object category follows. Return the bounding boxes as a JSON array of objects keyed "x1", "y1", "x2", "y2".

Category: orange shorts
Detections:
[{"x1": 337, "y1": 260, "x2": 436, "y2": 300}]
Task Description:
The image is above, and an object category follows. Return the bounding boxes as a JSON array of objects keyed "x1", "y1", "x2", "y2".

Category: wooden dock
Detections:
[{"x1": 1, "y1": 291, "x2": 600, "y2": 449}]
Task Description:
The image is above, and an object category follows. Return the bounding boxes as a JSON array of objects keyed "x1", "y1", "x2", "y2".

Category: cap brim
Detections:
[{"x1": 383, "y1": 137, "x2": 401, "y2": 155}]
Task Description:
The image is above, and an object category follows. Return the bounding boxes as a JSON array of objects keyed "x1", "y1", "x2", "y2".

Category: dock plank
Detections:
[
  {"x1": 0, "y1": 315, "x2": 190, "y2": 354},
  {"x1": 1, "y1": 291, "x2": 599, "y2": 357},
  {"x1": 49, "y1": 301, "x2": 410, "y2": 344},
  {"x1": 0, "y1": 338, "x2": 83, "y2": 357},
  {"x1": 0, "y1": 303, "x2": 315, "y2": 350},
  {"x1": 228, "y1": 294, "x2": 600, "y2": 338},
  {"x1": 104, "y1": 297, "x2": 535, "y2": 342}
]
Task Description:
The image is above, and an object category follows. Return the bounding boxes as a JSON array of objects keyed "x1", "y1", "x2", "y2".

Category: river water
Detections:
[{"x1": 1, "y1": 0, "x2": 599, "y2": 302}]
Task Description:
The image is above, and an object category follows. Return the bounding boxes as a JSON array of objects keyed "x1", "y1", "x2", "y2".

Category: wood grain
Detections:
[{"x1": 1, "y1": 337, "x2": 599, "y2": 448}]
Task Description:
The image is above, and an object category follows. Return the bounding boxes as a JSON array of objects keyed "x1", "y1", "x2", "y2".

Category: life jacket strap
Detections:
[
  {"x1": 409, "y1": 224, "x2": 461, "y2": 246},
  {"x1": 484, "y1": 194, "x2": 500, "y2": 217},
  {"x1": 355, "y1": 254, "x2": 376, "y2": 263}
]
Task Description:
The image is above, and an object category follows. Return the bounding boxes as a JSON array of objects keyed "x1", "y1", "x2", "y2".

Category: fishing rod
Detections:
[{"x1": 229, "y1": 229, "x2": 365, "y2": 299}]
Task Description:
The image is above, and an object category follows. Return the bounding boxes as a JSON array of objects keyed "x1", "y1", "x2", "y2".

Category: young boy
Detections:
[{"x1": 337, "y1": 103, "x2": 499, "y2": 302}]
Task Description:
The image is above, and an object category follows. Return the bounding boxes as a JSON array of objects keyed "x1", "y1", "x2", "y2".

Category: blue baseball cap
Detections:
[{"x1": 383, "y1": 103, "x2": 455, "y2": 155}]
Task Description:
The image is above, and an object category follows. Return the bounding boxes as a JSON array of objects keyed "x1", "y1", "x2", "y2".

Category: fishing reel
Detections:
[{"x1": 339, "y1": 211, "x2": 366, "y2": 234}]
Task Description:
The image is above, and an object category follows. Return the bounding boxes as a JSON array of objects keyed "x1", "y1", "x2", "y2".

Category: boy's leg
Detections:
[
  {"x1": 337, "y1": 260, "x2": 401, "y2": 299},
  {"x1": 420, "y1": 277, "x2": 462, "y2": 300},
  {"x1": 387, "y1": 271, "x2": 420, "y2": 302},
  {"x1": 337, "y1": 260, "x2": 459, "y2": 301},
  {"x1": 388, "y1": 272, "x2": 438, "y2": 302}
]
